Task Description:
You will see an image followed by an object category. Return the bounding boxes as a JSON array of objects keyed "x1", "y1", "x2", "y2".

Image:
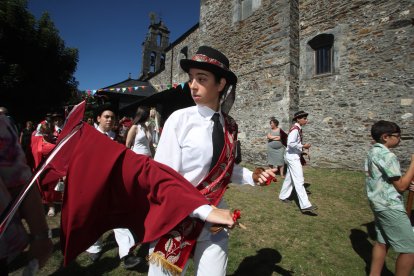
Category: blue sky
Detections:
[{"x1": 28, "y1": 0, "x2": 200, "y2": 91}]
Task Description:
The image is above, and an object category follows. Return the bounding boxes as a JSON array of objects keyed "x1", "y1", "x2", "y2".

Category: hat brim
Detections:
[
  {"x1": 293, "y1": 112, "x2": 309, "y2": 120},
  {"x1": 180, "y1": 59, "x2": 237, "y2": 85}
]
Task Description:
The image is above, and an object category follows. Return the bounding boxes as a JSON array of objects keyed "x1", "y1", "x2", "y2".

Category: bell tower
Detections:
[{"x1": 140, "y1": 13, "x2": 170, "y2": 79}]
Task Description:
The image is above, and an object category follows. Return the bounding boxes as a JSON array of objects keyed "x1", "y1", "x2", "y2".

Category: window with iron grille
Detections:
[
  {"x1": 315, "y1": 46, "x2": 332, "y2": 74},
  {"x1": 308, "y1": 34, "x2": 334, "y2": 75}
]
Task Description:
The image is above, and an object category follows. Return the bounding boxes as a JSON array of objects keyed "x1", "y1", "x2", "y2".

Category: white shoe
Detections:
[{"x1": 47, "y1": 207, "x2": 56, "y2": 217}]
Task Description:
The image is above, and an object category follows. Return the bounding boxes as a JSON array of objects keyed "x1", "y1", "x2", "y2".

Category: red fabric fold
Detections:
[{"x1": 60, "y1": 123, "x2": 209, "y2": 265}]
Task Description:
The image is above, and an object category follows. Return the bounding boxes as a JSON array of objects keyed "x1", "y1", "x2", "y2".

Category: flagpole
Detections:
[{"x1": 0, "y1": 123, "x2": 83, "y2": 238}]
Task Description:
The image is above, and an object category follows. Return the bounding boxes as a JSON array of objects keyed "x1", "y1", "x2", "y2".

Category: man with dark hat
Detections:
[
  {"x1": 148, "y1": 46, "x2": 276, "y2": 275},
  {"x1": 279, "y1": 110, "x2": 317, "y2": 215}
]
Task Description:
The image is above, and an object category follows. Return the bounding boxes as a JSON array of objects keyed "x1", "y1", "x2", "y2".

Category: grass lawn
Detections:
[{"x1": 9, "y1": 166, "x2": 402, "y2": 275}]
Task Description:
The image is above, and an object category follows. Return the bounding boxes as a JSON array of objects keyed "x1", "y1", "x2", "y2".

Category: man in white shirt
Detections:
[
  {"x1": 148, "y1": 46, "x2": 276, "y2": 276},
  {"x1": 279, "y1": 111, "x2": 317, "y2": 215}
]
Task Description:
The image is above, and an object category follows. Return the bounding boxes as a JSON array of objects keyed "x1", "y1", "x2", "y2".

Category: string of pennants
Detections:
[{"x1": 83, "y1": 82, "x2": 186, "y2": 95}]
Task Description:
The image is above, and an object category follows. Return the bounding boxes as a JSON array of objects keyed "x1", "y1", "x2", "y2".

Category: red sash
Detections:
[
  {"x1": 289, "y1": 125, "x2": 306, "y2": 166},
  {"x1": 149, "y1": 114, "x2": 239, "y2": 274}
]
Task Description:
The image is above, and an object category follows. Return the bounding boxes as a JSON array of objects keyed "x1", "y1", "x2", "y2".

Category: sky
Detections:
[{"x1": 27, "y1": 0, "x2": 200, "y2": 91}]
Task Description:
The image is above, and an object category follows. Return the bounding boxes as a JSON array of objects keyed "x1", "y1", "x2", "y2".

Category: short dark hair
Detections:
[
  {"x1": 95, "y1": 104, "x2": 116, "y2": 119},
  {"x1": 270, "y1": 117, "x2": 279, "y2": 126},
  {"x1": 371, "y1": 120, "x2": 401, "y2": 142}
]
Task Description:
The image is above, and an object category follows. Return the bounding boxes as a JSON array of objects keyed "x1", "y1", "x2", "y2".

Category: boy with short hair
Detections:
[
  {"x1": 148, "y1": 45, "x2": 276, "y2": 276},
  {"x1": 365, "y1": 120, "x2": 414, "y2": 276}
]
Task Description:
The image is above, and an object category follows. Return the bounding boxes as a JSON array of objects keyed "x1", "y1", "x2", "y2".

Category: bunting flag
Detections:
[{"x1": 81, "y1": 82, "x2": 187, "y2": 95}]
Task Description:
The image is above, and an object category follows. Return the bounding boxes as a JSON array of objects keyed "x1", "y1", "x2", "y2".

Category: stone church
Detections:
[{"x1": 138, "y1": 0, "x2": 413, "y2": 170}]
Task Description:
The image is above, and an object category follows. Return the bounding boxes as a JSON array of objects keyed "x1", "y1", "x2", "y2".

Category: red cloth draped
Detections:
[
  {"x1": 30, "y1": 135, "x2": 62, "y2": 203},
  {"x1": 59, "y1": 123, "x2": 209, "y2": 265}
]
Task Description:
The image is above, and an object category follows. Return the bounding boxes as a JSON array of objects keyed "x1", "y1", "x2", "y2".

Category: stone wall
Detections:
[
  {"x1": 299, "y1": 0, "x2": 413, "y2": 169},
  {"x1": 148, "y1": 0, "x2": 413, "y2": 170}
]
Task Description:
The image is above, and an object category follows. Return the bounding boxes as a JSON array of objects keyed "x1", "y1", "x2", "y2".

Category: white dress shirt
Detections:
[
  {"x1": 286, "y1": 123, "x2": 303, "y2": 155},
  {"x1": 154, "y1": 105, "x2": 254, "y2": 233},
  {"x1": 96, "y1": 126, "x2": 116, "y2": 140}
]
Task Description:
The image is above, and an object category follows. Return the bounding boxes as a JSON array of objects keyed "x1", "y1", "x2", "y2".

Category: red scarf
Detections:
[{"x1": 149, "y1": 114, "x2": 239, "y2": 274}]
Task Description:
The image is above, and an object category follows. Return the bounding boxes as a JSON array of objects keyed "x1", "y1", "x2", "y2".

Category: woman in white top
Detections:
[{"x1": 125, "y1": 106, "x2": 154, "y2": 157}]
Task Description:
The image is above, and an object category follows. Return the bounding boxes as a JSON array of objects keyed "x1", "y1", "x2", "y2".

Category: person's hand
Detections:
[
  {"x1": 253, "y1": 167, "x2": 277, "y2": 185},
  {"x1": 303, "y1": 143, "x2": 311, "y2": 149},
  {"x1": 409, "y1": 181, "x2": 414, "y2": 192},
  {"x1": 28, "y1": 238, "x2": 53, "y2": 268},
  {"x1": 205, "y1": 208, "x2": 235, "y2": 229}
]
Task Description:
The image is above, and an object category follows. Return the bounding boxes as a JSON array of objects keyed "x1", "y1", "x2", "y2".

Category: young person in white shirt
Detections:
[
  {"x1": 148, "y1": 46, "x2": 276, "y2": 276},
  {"x1": 279, "y1": 111, "x2": 317, "y2": 214}
]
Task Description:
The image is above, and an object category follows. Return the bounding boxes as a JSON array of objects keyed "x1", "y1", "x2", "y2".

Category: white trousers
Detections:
[
  {"x1": 86, "y1": 228, "x2": 135, "y2": 259},
  {"x1": 148, "y1": 234, "x2": 228, "y2": 276},
  {"x1": 279, "y1": 153, "x2": 312, "y2": 209}
]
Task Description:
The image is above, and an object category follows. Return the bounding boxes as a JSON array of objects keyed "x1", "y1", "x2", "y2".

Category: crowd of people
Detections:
[{"x1": 1, "y1": 45, "x2": 414, "y2": 276}]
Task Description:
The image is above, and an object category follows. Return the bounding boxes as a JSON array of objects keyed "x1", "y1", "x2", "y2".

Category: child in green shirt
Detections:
[{"x1": 365, "y1": 120, "x2": 414, "y2": 276}]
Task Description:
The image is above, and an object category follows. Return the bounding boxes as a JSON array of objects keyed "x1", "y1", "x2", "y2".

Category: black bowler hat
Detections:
[
  {"x1": 293, "y1": 110, "x2": 309, "y2": 121},
  {"x1": 180, "y1": 46, "x2": 238, "y2": 85}
]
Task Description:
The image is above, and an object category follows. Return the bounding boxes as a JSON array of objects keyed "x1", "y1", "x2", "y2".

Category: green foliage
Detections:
[{"x1": 0, "y1": 0, "x2": 79, "y2": 123}]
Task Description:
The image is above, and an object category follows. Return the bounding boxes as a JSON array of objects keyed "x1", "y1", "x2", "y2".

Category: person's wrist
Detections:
[{"x1": 30, "y1": 229, "x2": 52, "y2": 241}]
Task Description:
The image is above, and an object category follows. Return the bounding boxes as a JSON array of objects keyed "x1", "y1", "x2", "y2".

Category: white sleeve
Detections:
[
  {"x1": 230, "y1": 163, "x2": 255, "y2": 186},
  {"x1": 154, "y1": 115, "x2": 182, "y2": 171},
  {"x1": 189, "y1": 205, "x2": 213, "y2": 221},
  {"x1": 287, "y1": 129, "x2": 303, "y2": 151}
]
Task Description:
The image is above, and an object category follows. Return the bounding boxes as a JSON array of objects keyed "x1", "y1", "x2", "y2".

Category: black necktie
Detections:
[{"x1": 209, "y1": 113, "x2": 224, "y2": 172}]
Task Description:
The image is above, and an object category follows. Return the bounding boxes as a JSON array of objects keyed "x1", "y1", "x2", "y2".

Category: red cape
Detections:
[{"x1": 60, "y1": 123, "x2": 209, "y2": 265}]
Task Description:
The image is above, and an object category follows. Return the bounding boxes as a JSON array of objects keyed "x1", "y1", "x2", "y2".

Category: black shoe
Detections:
[
  {"x1": 280, "y1": 199, "x2": 292, "y2": 204},
  {"x1": 122, "y1": 254, "x2": 144, "y2": 269},
  {"x1": 301, "y1": 205, "x2": 318, "y2": 215},
  {"x1": 302, "y1": 210, "x2": 318, "y2": 216},
  {"x1": 301, "y1": 205, "x2": 318, "y2": 211},
  {"x1": 87, "y1": 251, "x2": 102, "y2": 262}
]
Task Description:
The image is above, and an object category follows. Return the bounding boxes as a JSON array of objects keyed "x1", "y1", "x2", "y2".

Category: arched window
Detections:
[
  {"x1": 308, "y1": 34, "x2": 334, "y2": 75},
  {"x1": 157, "y1": 34, "x2": 162, "y2": 46},
  {"x1": 160, "y1": 54, "x2": 165, "y2": 70},
  {"x1": 150, "y1": 52, "x2": 156, "y2": 72}
]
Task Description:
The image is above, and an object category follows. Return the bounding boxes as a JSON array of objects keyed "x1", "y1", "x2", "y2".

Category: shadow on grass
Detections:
[
  {"x1": 349, "y1": 222, "x2": 393, "y2": 276},
  {"x1": 229, "y1": 248, "x2": 293, "y2": 276}
]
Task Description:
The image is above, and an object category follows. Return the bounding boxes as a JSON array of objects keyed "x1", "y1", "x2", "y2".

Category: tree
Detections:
[{"x1": 0, "y1": 0, "x2": 79, "y2": 124}]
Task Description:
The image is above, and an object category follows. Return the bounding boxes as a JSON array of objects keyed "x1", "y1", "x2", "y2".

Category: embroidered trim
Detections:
[
  {"x1": 147, "y1": 252, "x2": 182, "y2": 276},
  {"x1": 192, "y1": 54, "x2": 229, "y2": 70}
]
